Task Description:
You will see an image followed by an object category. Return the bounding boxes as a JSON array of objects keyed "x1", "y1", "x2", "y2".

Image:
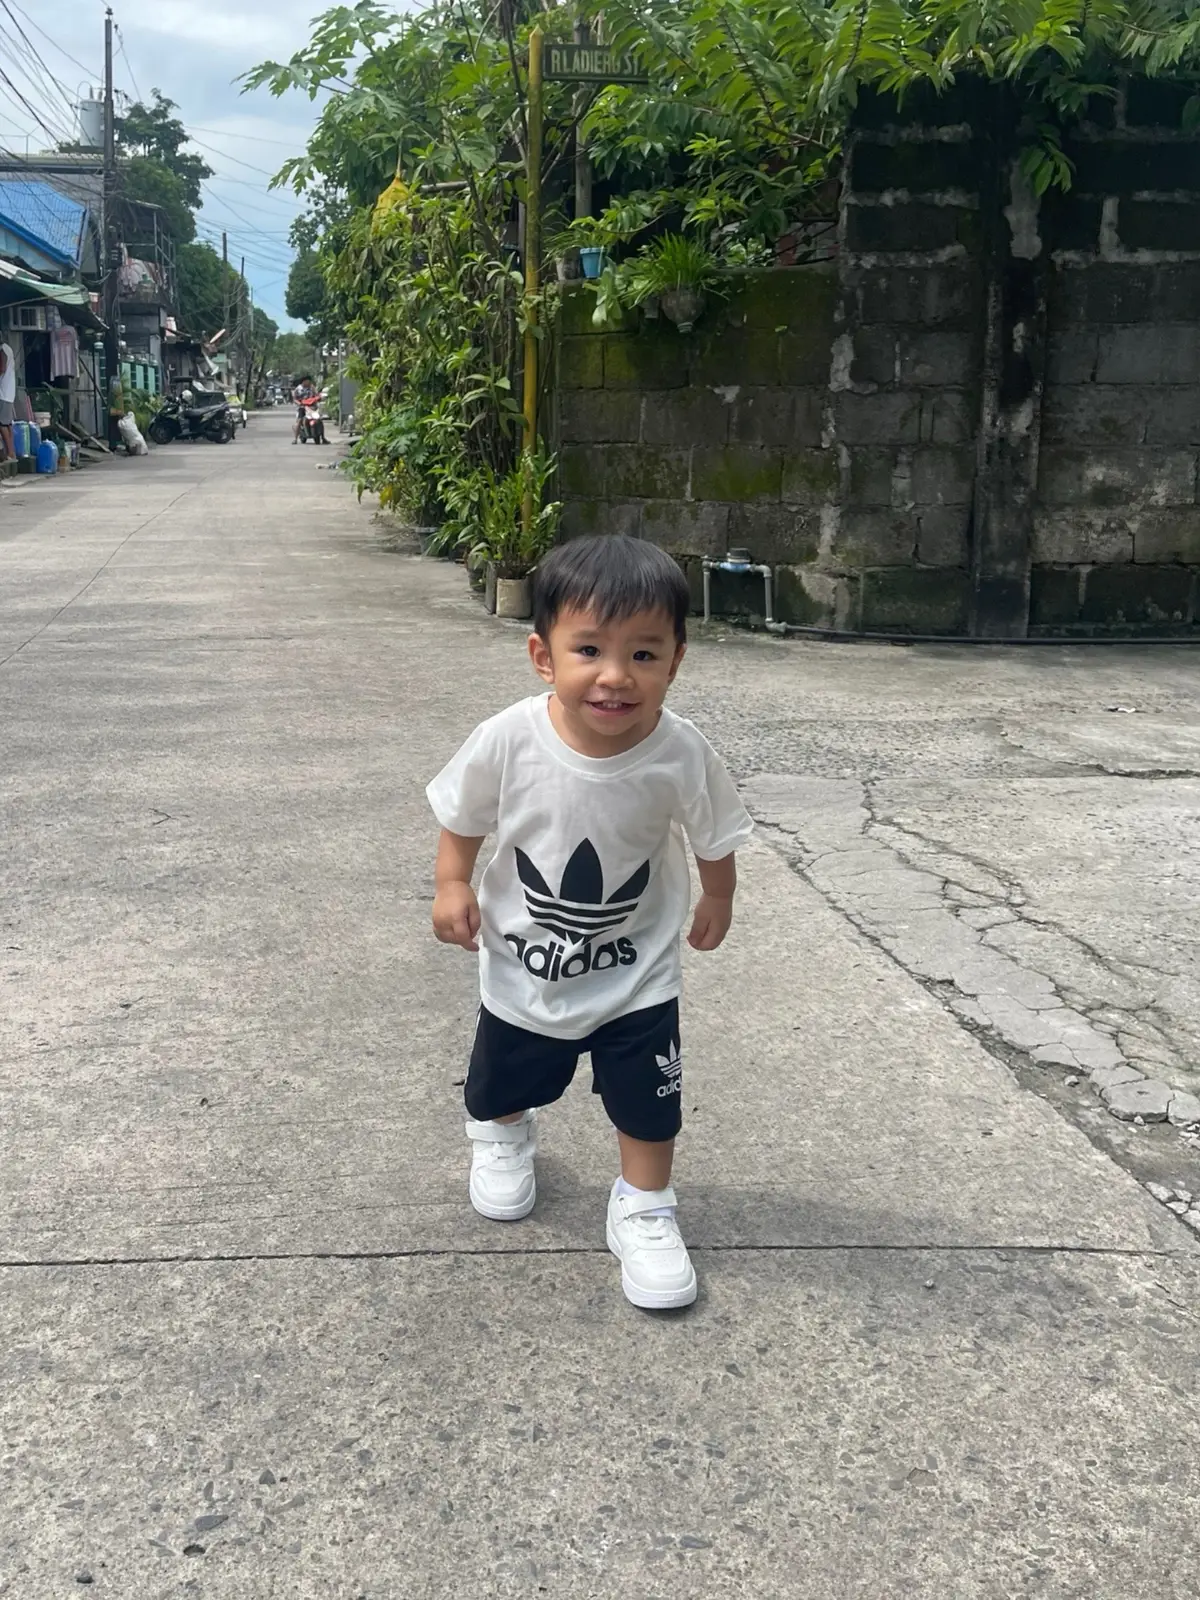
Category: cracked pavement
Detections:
[{"x1": 2, "y1": 420, "x2": 1200, "y2": 1598}]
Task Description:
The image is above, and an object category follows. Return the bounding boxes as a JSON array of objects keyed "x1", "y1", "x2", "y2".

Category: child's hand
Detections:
[
  {"x1": 688, "y1": 893, "x2": 734, "y2": 951},
  {"x1": 433, "y1": 881, "x2": 481, "y2": 952}
]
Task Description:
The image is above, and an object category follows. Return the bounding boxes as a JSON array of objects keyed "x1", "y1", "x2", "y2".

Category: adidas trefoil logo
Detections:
[
  {"x1": 515, "y1": 839, "x2": 649, "y2": 946},
  {"x1": 504, "y1": 839, "x2": 651, "y2": 984},
  {"x1": 655, "y1": 1040, "x2": 682, "y2": 1099}
]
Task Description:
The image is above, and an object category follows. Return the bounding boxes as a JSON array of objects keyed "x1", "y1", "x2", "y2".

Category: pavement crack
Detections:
[
  {"x1": 0, "y1": 1242, "x2": 1187, "y2": 1272},
  {"x1": 743, "y1": 777, "x2": 1200, "y2": 1205}
]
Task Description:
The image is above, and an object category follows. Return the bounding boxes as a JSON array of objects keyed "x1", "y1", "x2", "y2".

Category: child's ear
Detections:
[
  {"x1": 528, "y1": 631, "x2": 555, "y2": 684},
  {"x1": 667, "y1": 641, "x2": 686, "y2": 682}
]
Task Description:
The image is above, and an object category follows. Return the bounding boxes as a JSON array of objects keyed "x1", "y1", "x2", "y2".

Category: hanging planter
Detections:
[
  {"x1": 623, "y1": 234, "x2": 728, "y2": 335},
  {"x1": 659, "y1": 286, "x2": 706, "y2": 333}
]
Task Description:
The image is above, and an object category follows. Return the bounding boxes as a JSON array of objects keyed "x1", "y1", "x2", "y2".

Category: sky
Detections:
[{"x1": 0, "y1": 0, "x2": 344, "y2": 328}]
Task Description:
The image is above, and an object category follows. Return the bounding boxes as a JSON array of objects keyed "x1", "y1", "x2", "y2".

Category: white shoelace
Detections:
[
  {"x1": 471, "y1": 1125, "x2": 534, "y2": 1170},
  {"x1": 624, "y1": 1211, "x2": 681, "y2": 1249},
  {"x1": 478, "y1": 1138, "x2": 530, "y2": 1170}
]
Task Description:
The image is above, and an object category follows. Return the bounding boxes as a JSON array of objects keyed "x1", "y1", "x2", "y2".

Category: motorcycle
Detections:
[
  {"x1": 297, "y1": 392, "x2": 329, "y2": 445},
  {"x1": 147, "y1": 390, "x2": 236, "y2": 446}
]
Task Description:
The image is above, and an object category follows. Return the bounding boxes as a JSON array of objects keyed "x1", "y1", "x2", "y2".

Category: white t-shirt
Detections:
[
  {"x1": 427, "y1": 694, "x2": 753, "y2": 1040},
  {"x1": 0, "y1": 343, "x2": 15, "y2": 403}
]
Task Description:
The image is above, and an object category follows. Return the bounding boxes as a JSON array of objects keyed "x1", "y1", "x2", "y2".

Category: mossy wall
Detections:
[{"x1": 552, "y1": 86, "x2": 1200, "y2": 635}]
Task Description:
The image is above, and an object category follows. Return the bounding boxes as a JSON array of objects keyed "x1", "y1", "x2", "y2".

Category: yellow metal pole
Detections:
[{"x1": 522, "y1": 26, "x2": 544, "y2": 533}]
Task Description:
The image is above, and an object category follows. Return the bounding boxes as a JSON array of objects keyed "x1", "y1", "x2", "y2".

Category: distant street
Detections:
[{"x1": 1, "y1": 412, "x2": 1198, "y2": 1598}]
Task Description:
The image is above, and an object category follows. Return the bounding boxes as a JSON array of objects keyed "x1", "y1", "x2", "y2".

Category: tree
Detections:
[
  {"x1": 285, "y1": 251, "x2": 330, "y2": 330},
  {"x1": 272, "y1": 331, "x2": 319, "y2": 376},
  {"x1": 117, "y1": 91, "x2": 213, "y2": 211},
  {"x1": 119, "y1": 156, "x2": 196, "y2": 245},
  {"x1": 596, "y1": 0, "x2": 1200, "y2": 198},
  {"x1": 250, "y1": 306, "x2": 279, "y2": 393},
  {"x1": 176, "y1": 240, "x2": 245, "y2": 337}
]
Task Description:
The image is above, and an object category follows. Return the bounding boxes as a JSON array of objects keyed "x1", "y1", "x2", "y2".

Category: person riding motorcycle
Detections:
[{"x1": 292, "y1": 375, "x2": 317, "y2": 443}]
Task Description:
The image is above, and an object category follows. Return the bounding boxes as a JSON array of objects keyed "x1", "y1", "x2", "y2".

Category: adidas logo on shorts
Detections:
[{"x1": 655, "y1": 1041, "x2": 682, "y2": 1097}]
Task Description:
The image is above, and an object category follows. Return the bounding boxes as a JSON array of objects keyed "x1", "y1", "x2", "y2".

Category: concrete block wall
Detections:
[
  {"x1": 824, "y1": 84, "x2": 986, "y2": 633},
  {"x1": 554, "y1": 270, "x2": 841, "y2": 623},
  {"x1": 551, "y1": 79, "x2": 1200, "y2": 636},
  {"x1": 1032, "y1": 82, "x2": 1200, "y2": 633}
]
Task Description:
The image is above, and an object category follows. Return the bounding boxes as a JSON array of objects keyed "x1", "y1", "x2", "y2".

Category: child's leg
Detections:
[
  {"x1": 616, "y1": 1130, "x2": 674, "y2": 1191},
  {"x1": 591, "y1": 1001, "x2": 696, "y2": 1308},
  {"x1": 463, "y1": 1007, "x2": 580, "y2": 1220}
]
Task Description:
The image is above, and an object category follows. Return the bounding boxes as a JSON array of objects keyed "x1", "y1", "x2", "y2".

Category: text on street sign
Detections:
[{"x1": 543, "y1": 42, "x2": 648, "y2": 83}]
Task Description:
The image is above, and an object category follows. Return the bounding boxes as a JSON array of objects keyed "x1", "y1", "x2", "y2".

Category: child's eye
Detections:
[
  {"x1": 633, "y1": 650, "x2": 656, "y2": 662},
  {"x1": 576, "y1": 645, "x2": 600, "y2": 658}
]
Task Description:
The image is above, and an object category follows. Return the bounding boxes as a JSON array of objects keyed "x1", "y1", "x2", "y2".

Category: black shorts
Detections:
[{"x1": 466, "y1": 999, "x2": 682, "y2": 1143}]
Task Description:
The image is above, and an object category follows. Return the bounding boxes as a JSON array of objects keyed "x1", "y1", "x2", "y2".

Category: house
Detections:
[
  {"x1": 0, "y1": 177, "x2": 106, "y2": 441},
  {"x1": 0, "y1": 155, "x2": 178, "y2": 425}
]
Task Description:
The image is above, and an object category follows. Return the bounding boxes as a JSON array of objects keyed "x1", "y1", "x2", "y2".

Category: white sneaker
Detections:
[
  {"x1": 465, "y1": 1112, "x2": 537, "y2": 1221},
  {"x1": 606, "y1": 1180, "x2": 697, "y2": 1309}
]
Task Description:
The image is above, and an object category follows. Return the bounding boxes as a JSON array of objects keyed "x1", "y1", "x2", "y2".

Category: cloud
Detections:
[{"x1": 132, "y1": 2, "x2": 302, "y2": 59}]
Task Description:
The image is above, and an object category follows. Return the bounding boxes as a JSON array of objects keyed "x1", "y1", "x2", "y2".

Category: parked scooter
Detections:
[
  {"x1": 297, "y1": 391, "x2": 329, "y2": 445},
  {"x1": 148, "y1": 389, "x2": 236, "y2": 446}
]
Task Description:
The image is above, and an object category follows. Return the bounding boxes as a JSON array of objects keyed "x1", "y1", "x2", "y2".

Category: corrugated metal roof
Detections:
[
  {"x1": 0, "y1": 258, "x2": 105, "y2": 329},
  {"x1": 0, "y1": 179, "x2": 87, "y2": 267}
]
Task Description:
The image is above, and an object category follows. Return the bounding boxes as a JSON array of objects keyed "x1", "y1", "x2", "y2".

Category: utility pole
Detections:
[
  {"x1": 221, "y1": 231, "x2": 229, "y2": 389},
  {"x1": 521, "y1": 27, "x2": 544, "y2": 537},
  {"x1": 101, "y1": 8, "x2": 119, "y2": 445},
  {"x1": 573, "y1": 12, "x2": 592, "y2": 221},
  {"x1": 239, "y1": 255, "x2": 247, "y2": 397},
  {"x1": 522, "y1": 26, "x2": 543, "y2": 458}
]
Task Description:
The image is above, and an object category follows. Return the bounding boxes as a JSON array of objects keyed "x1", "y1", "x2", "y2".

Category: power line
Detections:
[
  {"x1": 197, "y1": 169, "x2": 302, "y2": 210},
  {"x1": 197, "y1": 225, "x2": 295, "y2": 257},
  {"x1": 193, "y1": 228, "x2": 294, "y2": 275},
  {"x1": 115, "y1": 27, "x2": 142, "y2": 104},
  {"x1": 198, "y1": 180, "x2": 288, "y2": 235},
  {"x1": 187, "y1": 137, "x2": 285, "y2": 181},
  {"x1": 189, "y1": 124, "x2": 303, "y2": 149},
  {"x1": 1, "y1": 0, "x2": 98, "y2": 82},
  {"x1": 0, "y1": 67, "x2": 71, "y2": 147},
  {"x1": 0, "y1": 3, "x2": 80, "y2": 133}
]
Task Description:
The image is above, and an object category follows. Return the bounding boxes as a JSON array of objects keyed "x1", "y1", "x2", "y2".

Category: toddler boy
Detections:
[{"x1": 427, "y1": 534, "x2": 752, "y2": 1309}]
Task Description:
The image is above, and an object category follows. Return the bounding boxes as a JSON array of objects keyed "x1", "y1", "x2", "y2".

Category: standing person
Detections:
[
  {"x1": 0, "y1": 337, "x2": 15, "y2": 462},
  {"x1": 427, "y1": 535, "x2": 753, "y2": 1310},
  {"x1": 292, "y1": 374, "x2": 315, "y2": 443}
]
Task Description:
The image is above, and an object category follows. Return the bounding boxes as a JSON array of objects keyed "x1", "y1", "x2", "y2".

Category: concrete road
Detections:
[{"x1": 1, "y1": 416, "x2": 1198, "y2": 1599}]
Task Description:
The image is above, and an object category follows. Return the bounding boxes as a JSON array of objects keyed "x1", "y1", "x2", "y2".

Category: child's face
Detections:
[{"x1": 529, "y1": 605, "x2": 685, "y2": 755}]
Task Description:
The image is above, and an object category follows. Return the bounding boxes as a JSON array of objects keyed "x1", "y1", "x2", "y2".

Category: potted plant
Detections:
[
  {"x1": 552, "y1": 216, "x2": 617, "y2": 282},
  {"x1": 624, "y1": 233, "x2": 727, "y2": 332},
  {"x1": 470, "y1": 449, "x2": 562, "y2": 619}
]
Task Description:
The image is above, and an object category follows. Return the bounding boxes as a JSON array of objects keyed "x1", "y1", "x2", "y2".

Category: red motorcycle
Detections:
[{"x1": 297, "y1": 392, "x2": 328, "y2": 445}]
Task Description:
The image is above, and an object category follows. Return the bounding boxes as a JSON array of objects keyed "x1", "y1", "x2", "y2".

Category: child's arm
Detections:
[
  {"x1": 688, "y1": 852, "x2": 737, "y2": 951},
  {"x1": 433, "y1": 829, "x2": 486, "y2": 952}
]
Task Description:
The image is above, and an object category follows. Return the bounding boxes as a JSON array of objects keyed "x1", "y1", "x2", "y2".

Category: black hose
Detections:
[{"x1": 751, "y1": 622, "x2": 1200, "y2": 646}]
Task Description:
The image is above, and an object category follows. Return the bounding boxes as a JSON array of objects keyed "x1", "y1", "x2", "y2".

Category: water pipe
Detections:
[
  {"x1": 702, "y1": 550, "x2": 1198, "y2": 646},
  {"x1": 702, "y1": 550, "x2": 775, "y2": 627}
]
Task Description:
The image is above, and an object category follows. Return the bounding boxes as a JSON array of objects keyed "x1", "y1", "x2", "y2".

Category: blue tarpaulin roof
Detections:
[{"x1": 0, "y1": 179, "x2": 87, "y2": 268}]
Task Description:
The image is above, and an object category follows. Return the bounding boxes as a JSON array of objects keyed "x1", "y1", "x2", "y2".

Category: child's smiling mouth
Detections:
[{"x1": 586, "y1": 698, "x2": 639, "y2": 717}]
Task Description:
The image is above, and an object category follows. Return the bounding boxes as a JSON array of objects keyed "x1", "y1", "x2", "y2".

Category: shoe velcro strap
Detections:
[
  {"x1": 620, "y1": 1185, "x2": 677, "y2": 1217},
  {"x1": 465, "y1": 1117, "x2": 530, "y2": 1144}
]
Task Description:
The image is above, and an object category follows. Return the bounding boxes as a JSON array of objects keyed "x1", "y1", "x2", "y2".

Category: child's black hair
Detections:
[{"x1": 533, "y1": 535, "x2": 690, "y2": 645}]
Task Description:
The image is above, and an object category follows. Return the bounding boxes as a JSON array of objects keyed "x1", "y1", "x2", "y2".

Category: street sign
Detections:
[{"x1": 543, "y1": 41, "x2": 648, "y2": 83}]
